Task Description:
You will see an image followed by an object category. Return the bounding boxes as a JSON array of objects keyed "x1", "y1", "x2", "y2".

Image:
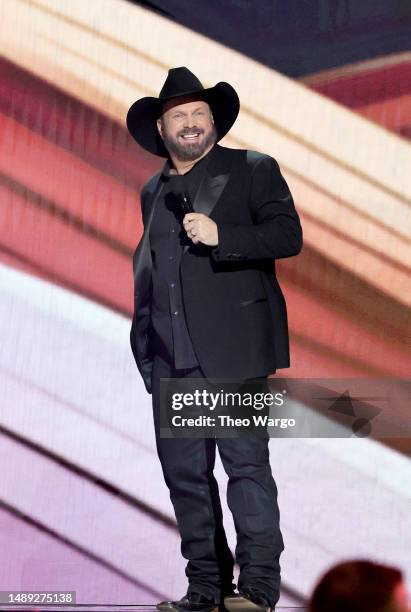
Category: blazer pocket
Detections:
[{"x1": 239, "y1": 297, "x2": 268, "y2": 307}]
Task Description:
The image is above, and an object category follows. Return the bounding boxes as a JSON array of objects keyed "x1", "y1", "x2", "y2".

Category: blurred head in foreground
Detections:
[{"x1": 309, "y1": 560, "x2": 409, "y2": 612}]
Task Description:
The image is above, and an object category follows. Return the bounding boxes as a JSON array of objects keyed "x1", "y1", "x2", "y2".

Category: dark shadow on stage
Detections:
[{"x1": 0, "y1": 606, "x2": 308, "y2": 611}]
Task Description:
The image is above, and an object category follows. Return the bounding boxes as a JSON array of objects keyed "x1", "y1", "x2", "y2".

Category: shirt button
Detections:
[
  {"x1": 171, "y1": 228, "x2": 175, "y2": 233},
  {"x1": 173, "y1": 310, "x2": 179, "y2": 316},
  {"x1": 169, "y1": 255, "x2": 173, "y2": 260},
  {"x1": 170, "y1": 283, "x2": 175, "y2": 288}
]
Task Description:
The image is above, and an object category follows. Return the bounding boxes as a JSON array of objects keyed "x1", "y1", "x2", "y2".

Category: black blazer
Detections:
[{"x1": 130, "y1": 144, "x2": 303, "y2": 393}]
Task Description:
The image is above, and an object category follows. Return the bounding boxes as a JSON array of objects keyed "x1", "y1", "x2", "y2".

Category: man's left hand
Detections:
[{"x1": 183, "y1": 213, "x2": 219, "y2": 246}]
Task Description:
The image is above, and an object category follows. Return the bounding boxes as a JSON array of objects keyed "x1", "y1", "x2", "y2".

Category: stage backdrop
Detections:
[{"x1": 0, "y1": 0, "x2": 410, "y2": 607}]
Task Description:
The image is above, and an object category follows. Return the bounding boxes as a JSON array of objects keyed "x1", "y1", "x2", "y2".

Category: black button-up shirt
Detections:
[{"x1": 149, "y1": 144, "x2": 216, "y2": 369}]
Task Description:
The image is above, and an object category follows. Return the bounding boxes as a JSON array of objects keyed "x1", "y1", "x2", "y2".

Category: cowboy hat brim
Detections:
[{"x1": 126, "y1": 81, "x2": 239, "y2": 157}]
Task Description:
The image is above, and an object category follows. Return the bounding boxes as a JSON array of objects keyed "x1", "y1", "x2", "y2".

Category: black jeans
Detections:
[{"x1": 151, "y1": 352, "x2": 284, "y2": 607}]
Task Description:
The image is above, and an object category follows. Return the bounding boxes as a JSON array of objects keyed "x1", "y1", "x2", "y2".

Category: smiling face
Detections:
[{"x1": 156, "y1": 95, "x2": 217, "y2": 162}]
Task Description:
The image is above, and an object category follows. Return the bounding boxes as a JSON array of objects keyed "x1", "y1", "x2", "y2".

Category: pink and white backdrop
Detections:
[{"x1": 0, "y1": 0, "x2": 410, "y2": 607}]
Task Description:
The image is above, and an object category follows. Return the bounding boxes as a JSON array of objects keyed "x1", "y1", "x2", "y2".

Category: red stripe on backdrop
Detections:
[
  {"x1": 355, "y1": 95, "x2": 411, "y2": 137},
  {"x1": 309, "y1": 61, "x2": 411, "y2": 107},
  {"x1": 0, "y1": 113, "x2": 142, "y2": 251},
  {"x1": 0, "y1": 57, "x2": 162, "y2": 192},
  {"x1": 283, "y1": 280, "x2": 410, "y2": 378},
  {"x1": 0, "y1": 179, "x2": 132, "y2": 313},
  {"x1": 308, "y1": 60, "x2": 411, "y2": 139}
]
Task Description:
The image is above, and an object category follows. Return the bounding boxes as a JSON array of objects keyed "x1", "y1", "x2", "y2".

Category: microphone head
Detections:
[
  {"x1": 169, "y1": 174, "x2": 186, "y2": 198},
  {"x1": 169, "y1": 175, "x2": 193, "y2": 213}
]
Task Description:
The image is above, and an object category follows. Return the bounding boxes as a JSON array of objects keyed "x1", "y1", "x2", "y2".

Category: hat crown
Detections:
[{"x1": 159, "y1": 67, "x2": 204, "y2": 100}]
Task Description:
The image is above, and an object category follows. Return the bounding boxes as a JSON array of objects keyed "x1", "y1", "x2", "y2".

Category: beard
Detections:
[{"x1": 161, "y1": 123, "x2": 218, "y2": 161}]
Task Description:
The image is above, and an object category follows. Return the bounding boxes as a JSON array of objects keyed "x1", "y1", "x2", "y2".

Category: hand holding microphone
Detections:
[
  {"x1": 182, "y1": 213, "x2": 219, "y2": 246},
  {"x1": 170, "y1": 176, "x2": 219, "y2": 246}
]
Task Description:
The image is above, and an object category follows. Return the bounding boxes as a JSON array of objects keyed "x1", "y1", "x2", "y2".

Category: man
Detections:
[
  {"x1": 309, "y1": 560, "x2": 410, "y2": 612},
  {"x1": 126, "y1": 67, "x2": 303, "y2": 612}
]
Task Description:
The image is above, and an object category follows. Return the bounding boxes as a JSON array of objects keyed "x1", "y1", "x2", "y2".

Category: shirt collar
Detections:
[{"x1": 162, "y1": 143, "x2": 217, "y2": 180}]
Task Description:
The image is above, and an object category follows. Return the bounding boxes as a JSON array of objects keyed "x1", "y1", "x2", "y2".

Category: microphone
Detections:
[{"x1": 169, "y1": 175, "x2": 194, "y2": 215}]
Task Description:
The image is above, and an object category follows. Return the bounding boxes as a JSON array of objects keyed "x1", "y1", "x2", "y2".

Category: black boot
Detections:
[
  {"x1": 224, "y1": 586, "x2": 274, "y2": 612},
  {"x1": 157, "y1": 591, "x2": 219, "y2": 612}
]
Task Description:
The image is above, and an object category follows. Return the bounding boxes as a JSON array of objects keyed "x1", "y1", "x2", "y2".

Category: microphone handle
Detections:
[{"x1": 181, "y1": 191, "x2": 194, "y2": 214}]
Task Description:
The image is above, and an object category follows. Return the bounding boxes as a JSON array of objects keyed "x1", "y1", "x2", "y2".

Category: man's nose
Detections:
[{"x1": 184, "y1": 116, "x2": 197, "y2": 128}]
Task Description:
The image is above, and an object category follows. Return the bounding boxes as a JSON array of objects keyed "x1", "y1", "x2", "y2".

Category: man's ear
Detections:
[{"x1": 156, "y1": 117, "x2": 163, "y2": 138}]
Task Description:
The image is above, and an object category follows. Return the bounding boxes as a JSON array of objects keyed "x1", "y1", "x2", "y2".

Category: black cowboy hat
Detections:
[{"x1": 126, "y1": 66, "x2": 240, "y2": 157}]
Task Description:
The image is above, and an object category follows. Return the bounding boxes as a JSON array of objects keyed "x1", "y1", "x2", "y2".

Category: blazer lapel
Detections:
[
  {"x1": 133, "y1": 175, "x2": 164, "y2": 293},
  {"x1": 182, "y1": 149, "x2": 230, "y2": 255},
  {"x1": 194, "y1": 172, "x2": 230, "y2": 217}
]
